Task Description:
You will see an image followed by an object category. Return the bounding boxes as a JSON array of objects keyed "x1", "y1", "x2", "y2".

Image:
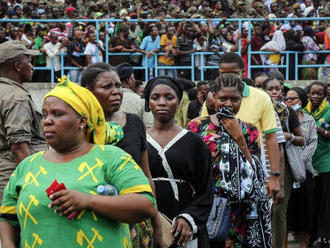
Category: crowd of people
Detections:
[
  {"x1": 0, "y1": 0, "x2": 329, "y2": 82},
  {"x1": 0, "y1": 0, "x2": 330, "y2": 248}
]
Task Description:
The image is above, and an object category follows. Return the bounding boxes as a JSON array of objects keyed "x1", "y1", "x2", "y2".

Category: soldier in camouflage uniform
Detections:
[{"x1": 0, "y1": 41, "x2": 47, "y2": 205}]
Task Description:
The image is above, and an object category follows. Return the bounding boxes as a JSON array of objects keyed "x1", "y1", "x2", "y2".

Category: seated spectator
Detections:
[
  {"x1": 194, "y1": 33, "x2": 208, "y2": 80},
  {"x1": 284, "y1": 29, "x2": 304, "y2": 80},
  {"x1": 158, "y1": 25, "x2": 177, "y2": 78},
  {"x1": 109, "y1": 24, "x2": 136, "y2": 66},
  {"x1": 301, "y1": 27, "x2": 319, "y2": 80},
  {"x1": 260, "y1": 30, "x2": 286, "y2": 72},
  {"x1": 206, "y1": 31, "x2": 222, "y2": 80},
  {"x1": 176, "y1": 23, "x2": 196, "y2": 80},
  {"x1": 41, "y1": 32, "x2": 68, "y2": 81},
  {"x1": 187, "y1": 80, "x2": 209, "y2": 120},
  {"x1": 84, "y1": 30, "x2": 104, "y2": 66},
  {"x1": 45, "y1": 22, "x2": 68, "y2": 41},
  {"x1": 0, "y1": 27, "x2": 8, "y2": 44},
  {"x1": 66, "y1": 28, "x2": 87, "y2": 83},
  {"x1": 139, "y1": 25, "x2": 160, "y2": 80},
  {"x1": 251, "y1": 23, "x2": 265, "y2": 76},
  {"x1": 32, "y1": 25, "x2": 46, "y2": 82},
  {"x1": 6, "y1": 26, "x2": 18, "y2": 41}
]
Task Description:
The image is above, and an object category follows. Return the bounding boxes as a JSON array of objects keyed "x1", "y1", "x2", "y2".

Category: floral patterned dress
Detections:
[{"x1": 189, "y1": 116, "x2": 272, "y2": 248}]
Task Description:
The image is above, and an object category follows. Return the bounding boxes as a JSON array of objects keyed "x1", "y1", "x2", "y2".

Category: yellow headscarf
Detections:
[{"x1": 43, "y1": 76, "x2": 106, "y2": 145}]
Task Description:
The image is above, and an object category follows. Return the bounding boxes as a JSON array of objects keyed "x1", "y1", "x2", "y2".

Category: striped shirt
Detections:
[{"x1": 262, "y1": 113, "x2": 286, "y2": 181}]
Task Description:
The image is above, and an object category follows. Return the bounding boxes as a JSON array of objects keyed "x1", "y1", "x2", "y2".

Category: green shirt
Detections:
[
  {"x1": 312, "y1": 107, "x2": 330, "y2": 173},
  {"x1": 0, "y1": 145, "x2": 154, "y2": 248},
  {"x1": 33, "y1": 36, "x2": 46, "y2": 65}
]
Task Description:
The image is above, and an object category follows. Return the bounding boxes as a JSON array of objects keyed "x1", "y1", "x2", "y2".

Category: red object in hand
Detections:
[{"x1": 46, "y1": 180, "x2": 79, "y2": 220}]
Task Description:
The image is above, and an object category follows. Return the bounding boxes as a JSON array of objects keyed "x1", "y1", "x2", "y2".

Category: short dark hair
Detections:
[
  {"x1": 81, "y1": 62, "x2": 117, "y2": 89},
  {"x1": 116, "y1": 62, "x2": 134, "y2": 82},
  {"x1": 197, "y1": 80, "x2": 209, "y2": 88},
  {"x1": 219, "y1": 52, "x2": 245, "y2": 69},
  {"x1": 184, "y1": 22, "x2": 194, "y2": 30},
  {"x1": 214, "y1": 73, "x2": 244, "y2": 94},
  {"x1": 263, "y1": 77, "x2": 279, "y2": 89},
  {"x1": 308, "y1": 81, "x2": 327, "y2": 96},
  {"x1": 268, "y1": 70, "x2": 284, "y2": 82},
  {"x1": 135, "y1": 80, "x2": 143, "y2": 89},
  {"x1": 188, "y1": 88, "x2": 197, "y2": 101},
  {"x1": 253, "y1": 71, "x2": 268, "y2": 80},
  {"x1": 242, "y1": 77, "x2": 255, "y2": 87}
]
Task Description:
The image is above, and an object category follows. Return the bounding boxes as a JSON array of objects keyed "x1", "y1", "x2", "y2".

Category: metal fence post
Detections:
[{"x1": 247, "y1": 20, "x2": 252, "y2": 78}]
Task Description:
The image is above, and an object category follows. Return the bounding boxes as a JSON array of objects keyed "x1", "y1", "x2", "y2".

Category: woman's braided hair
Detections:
[{"x1": 214, "y1": 73, "x2": 244, "y2": 95}]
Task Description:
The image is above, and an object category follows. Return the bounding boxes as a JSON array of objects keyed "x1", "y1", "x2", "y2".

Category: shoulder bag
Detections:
[
  {"x1": 206, "y1": 196, "x2": 231, "y2": 242},
  {"x1": 285, "y1": 141, "x2": 306, "y2": 183}
]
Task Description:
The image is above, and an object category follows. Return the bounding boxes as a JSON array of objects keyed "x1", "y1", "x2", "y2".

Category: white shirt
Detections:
[
  {"x1": 43, "y1": 42, "x2": 62, "y2": 72},
  {"x1": 84, "y1": 41, "x2": 104, "y2": 64},
  {"x1": 193, "y1": 39, "x2": 208, "y2": 69}
]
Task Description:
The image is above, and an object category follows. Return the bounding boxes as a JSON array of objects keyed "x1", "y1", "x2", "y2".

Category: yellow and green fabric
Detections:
[
  {"x1": 0, "y1": 145, "x2": 155, "y2": 248},
  {"x1": 44, "y1": 76, "x2": 106, "y2": 145},
  {"x1": 305, "y1": 99, "x2": 330, "y2": 173}
]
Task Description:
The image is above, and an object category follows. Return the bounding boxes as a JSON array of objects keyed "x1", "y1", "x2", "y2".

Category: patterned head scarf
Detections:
[{"x1": 43, "y1": 76, "x2": 106, "y2": 145}]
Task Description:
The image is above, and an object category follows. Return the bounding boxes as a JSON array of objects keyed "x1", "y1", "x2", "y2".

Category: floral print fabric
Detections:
[{"x1": 189, "y1": 116, "x2": 272, "y2": 248}]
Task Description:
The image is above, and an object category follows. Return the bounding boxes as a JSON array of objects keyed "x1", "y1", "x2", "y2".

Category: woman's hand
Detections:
[
  {"x1": 221, "y1": 118, "x2": 244, "y2": 142},
  {"x1": 49, "y1": 190, "x2": 92, "y2": 217},
  {"x1": 152, "y1": 213, "x2": 166, "y2": 248},
  {"x1": 172, "y1": 217, "x2": 192, "y2": 247},
  {"x1": 283, "y1": 132, "x2": 292, "y2": 140}
]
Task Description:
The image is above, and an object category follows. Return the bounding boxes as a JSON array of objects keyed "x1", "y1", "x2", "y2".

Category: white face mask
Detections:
[{"x1": 291, "y1": 103, "x2": 301, "y2": 111}]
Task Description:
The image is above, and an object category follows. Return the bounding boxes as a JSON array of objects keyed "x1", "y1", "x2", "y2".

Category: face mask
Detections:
[{"x1": 291, "y1": 103, "x2": 301, "y2": 111}]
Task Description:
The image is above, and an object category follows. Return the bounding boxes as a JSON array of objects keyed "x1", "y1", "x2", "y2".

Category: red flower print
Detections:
[
  {"x1": 207, "y1": 123, "x2": 216, "y2": 131},
  {"x1": 249, "y1": 129, "x2": 259, "y2": 143},
  {"x1": 189, "y1": 121, "x2": 198, "y2": 133}
]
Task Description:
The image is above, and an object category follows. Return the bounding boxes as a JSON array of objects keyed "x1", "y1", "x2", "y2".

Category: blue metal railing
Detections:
[{"x1": 3, "y1": 17, "x2": 329, "y2": 82}]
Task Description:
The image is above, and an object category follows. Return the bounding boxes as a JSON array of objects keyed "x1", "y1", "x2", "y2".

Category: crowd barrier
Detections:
[{"x1": 2, "y1": 17, "x2": 330, "y2": 82}]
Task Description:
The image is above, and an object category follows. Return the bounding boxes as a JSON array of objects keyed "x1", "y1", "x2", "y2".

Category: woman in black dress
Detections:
[
  {"x1": 144, "y1": 76, "x2": 213, "y2": 248},
  {"x1": 81, "y1": 63, "x2": 162, "y2": 248}
]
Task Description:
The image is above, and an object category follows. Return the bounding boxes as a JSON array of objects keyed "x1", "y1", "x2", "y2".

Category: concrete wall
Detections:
[
  {"x1": 25, "y1": 80, "x2": 318, "y2": 111},
  {"x1": 25, "y1": 83, "x2": 56, "y2": 112}
]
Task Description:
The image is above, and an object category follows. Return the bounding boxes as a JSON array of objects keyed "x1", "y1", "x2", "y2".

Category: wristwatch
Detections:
[{"x1": 270, "y1": 171, "x2": 281, "y2": 177}]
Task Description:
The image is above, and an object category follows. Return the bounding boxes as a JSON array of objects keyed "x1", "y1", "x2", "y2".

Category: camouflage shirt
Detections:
[{"x1": 0, "y1": 77, "x2": 46, "y2": 203}]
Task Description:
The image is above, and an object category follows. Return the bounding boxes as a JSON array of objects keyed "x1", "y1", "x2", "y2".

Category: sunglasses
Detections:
[{"x1": 284, "y1": 97, "x2": 299, "y2": 101}]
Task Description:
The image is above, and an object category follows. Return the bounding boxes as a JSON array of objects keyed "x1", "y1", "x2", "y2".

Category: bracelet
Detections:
[
  {"x1": 270, "y1": 171, "x2": 281, "y2": 177},
  {"x1": 291, "y1": 134, "x2": 295, "y2": 141}
]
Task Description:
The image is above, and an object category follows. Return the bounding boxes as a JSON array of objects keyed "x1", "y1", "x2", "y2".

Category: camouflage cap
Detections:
[
  {"x1": 203, "y1": 7, "x2": 213, "y2": 13},
  {"x1": 188, "y1": 6, "x2": 197, "y2": 13},
  {"x1": 236, "y1": 1, "x2": 245, "y2": 6},
  {"x1": 175, "y1": 6, "x2": 181, "y2": 13},
  {"x1": 191, "y1": 13, "x2": 202, "y2": 18},
  {"x1": 0, "y1": 41, "x2": 39, "y2": 64},
  {"x1": 182, "y1": 12, "x2": 191, "y2": 18},
  {"x1": 247, "y1": 9, "x2": 257, "y2": 17},
  {"x1": 89, "y1": 1, "x2": 97, "y2": 7},
  {"x1": 318, "y1": 8, "x2": 326, "y2": 14}
]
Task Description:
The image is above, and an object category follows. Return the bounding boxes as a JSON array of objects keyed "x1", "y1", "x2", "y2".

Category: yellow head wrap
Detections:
[{"x1": 43, "y1": 76, "x2": 106, "y2": 145}]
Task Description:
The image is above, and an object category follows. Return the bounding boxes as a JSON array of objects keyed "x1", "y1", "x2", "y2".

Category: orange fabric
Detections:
[{"x1": 325, "y1": 28, "x2": 330, "y2": 62}]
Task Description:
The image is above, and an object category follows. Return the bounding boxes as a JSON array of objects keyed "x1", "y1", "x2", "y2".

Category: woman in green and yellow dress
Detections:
[{"x1": 0, "y1": 77, "x2": 157, "y2": 247}]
